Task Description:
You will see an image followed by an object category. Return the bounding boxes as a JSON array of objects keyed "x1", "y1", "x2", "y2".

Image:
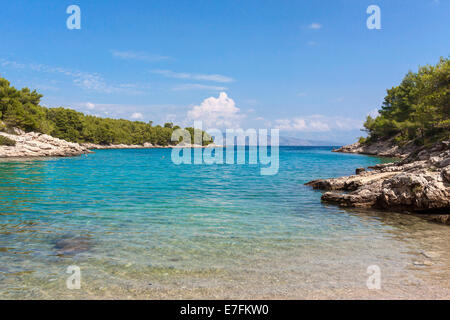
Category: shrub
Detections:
[
  {"x1": 358, "y1": 136, "x2": 367, "y2": 144},
  {"x1": 0, "y1": 135, "x2": 16, "y2": 146}
]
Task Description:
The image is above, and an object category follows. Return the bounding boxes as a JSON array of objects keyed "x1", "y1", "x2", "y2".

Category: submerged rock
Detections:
[{"x1": 53, "y1": 235, "x2": 94, "y2": 257}]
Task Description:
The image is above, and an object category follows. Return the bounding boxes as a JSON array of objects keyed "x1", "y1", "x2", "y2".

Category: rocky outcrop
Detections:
[
  {"x1": 334, "y1": 138, "x2": 418, "y2": 158},
  {"x1": 307, "y1": 140, "x2": 450, "y2": 224},
  {"x1": 0, "y1": 129, "x2": 91, "y2": 158}
]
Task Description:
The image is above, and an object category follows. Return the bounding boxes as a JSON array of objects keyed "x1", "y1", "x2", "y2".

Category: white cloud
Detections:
[
  {"x1": 0, "y1": 58, "x2": 146, "y2": 95},
  {"x1": 152, "y1": 69, "x2": 234, "y2": 83},
  {"x1": 368, "y1": 108, "x2": 380, "y2": 118},
  {"x1": 131, "y1": 112, "x2": 144, "y2": 120},
  {"x1": 86, "y1": 102, "x2": 96, "y2": 109},
  {"x1": 187, "y1": 92, "x2": 244, "y2": 128},
  {"x1": 172, "y1": 84, "x2": 227, "y2": 91},
  {"x1": 275, "y1": 118, "x2": 308, "y2": 131},
  {"x1": 111, "y1": 50, "x2": 169, "y2": 62},
  {"x1": 308, "y1": 23, "x2": 323, "y2": 30}
]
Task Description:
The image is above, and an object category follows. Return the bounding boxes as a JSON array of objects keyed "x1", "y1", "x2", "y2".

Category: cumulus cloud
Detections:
[
  {"x1": 86, "y1": 102, "x2": 96, "y2": 109},
  {"x1": 152, "y1": 70, "x2": 234, "y2": 83},
  {"x1": 275, "y1": 118, "x2": 308, "y2": 131},
  {"x1": 187, "y1": 92, "x2": 244, "y2": 128},
  {"x1": 131, "y1": 112, "x2": 144, "y2": 120}
]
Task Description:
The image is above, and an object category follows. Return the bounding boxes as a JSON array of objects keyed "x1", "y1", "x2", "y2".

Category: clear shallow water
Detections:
[{"x1": 0, "y1": 147, "x2": 449, "y2": 299}]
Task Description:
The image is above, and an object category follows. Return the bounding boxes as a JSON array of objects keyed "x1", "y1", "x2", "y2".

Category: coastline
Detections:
[
  {"x1": 308, "y1": 139, "x2": 450, "y2": 224},
  {"x1": 0, "y1": 129, "x2": 91, "y2": 158},
  {"x1": 332, "y1": 139, "x2": 417, "y2": 159},
  {"x1": 0, "y1": 128, "x2": 220, "y2": 158},
  {"x1": 81, "y1": 142, "x2": 219, "y2": 150}
]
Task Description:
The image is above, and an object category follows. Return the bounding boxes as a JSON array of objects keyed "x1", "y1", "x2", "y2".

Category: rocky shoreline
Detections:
[
  {"x1": 0, "y1": 129, "x2": 91, "y2": 158},
  {"x1": 0, "y1": 129, "x2": 220, "y2": 158},
  {"x1": 307, "y1": 140, "x2": 450, "y2": 225},
  {"x1": 333, "y1": 139, "x2": 418, "y2": 158}
]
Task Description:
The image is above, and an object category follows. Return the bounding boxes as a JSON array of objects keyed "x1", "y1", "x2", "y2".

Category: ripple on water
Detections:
[{"x1": 0, "y1": 148, "x2": 449, "y2": 299}]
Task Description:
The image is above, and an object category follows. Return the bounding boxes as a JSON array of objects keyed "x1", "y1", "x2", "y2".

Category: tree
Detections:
[
  {"x1": 0, "y1": 76, "x2": 214, "y2": 146},
  {"x1": 363, "y1": 57, "x2": 449, "y2": 145}
]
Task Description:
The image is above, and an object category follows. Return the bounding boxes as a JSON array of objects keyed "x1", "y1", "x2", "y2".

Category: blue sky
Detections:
[{"x1": 0, "y1": 0, "x2": 448, "y2": 143}]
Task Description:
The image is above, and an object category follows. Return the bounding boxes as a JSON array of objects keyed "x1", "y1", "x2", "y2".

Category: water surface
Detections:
[{"x1": 0, "y1": 147, "x2": 449, "y2": 299}]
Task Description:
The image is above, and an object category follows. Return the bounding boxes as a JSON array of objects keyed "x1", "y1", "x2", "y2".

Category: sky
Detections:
[{"x1": 0, "y1": 0, "x2": 448, "y2": 144}]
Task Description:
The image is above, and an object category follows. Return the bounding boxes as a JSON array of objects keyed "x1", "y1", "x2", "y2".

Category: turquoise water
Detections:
[{"x1": 1, "y1": 147, "x2": 449, "y2": 299}]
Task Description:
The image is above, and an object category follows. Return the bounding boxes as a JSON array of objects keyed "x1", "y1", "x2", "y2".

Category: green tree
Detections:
[{"x1": 363, "y1": 57, "x2": 449, "y2": 145}]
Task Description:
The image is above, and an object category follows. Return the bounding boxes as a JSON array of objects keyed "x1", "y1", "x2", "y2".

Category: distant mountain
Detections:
[
  {"x1": 224, "y1": 135, "x2": 342, "y2": 146},
  {"x1": 278, "y1": 136, "x2": 342, "y2": 146}
]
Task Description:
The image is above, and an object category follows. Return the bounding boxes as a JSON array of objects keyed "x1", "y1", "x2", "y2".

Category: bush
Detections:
[
  {"x1": 358, "y1": 136, "x2": 367, "y2": 144},
  {"x1": 0, "y1": 135, "x2": 16, "y2": 146}
]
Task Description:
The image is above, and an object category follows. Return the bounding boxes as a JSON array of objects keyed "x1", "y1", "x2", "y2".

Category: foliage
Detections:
[
  {"x1": 358, "y1": 136, "x2": 367, "y2": 144},
  {"x1": 0, "y1": 77, "x2": 212, "y2": 146},
  {"x1": 0, "y1": 135, "x2": 16, "y2": 146},
  {"x1": 363, "y1": 57, "x2": 449, "y2": 145}
]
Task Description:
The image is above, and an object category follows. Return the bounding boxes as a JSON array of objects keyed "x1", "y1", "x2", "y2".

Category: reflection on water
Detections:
[{"x1": 0, "y1": 148, "x2": 449, "y2": 299}]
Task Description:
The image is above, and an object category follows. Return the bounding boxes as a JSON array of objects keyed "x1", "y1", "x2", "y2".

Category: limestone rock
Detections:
[
  {"x1": 306, "y1": 140, "x2": 450, "y2": 222},
  {"x1": 333, "y1": 137, "x2": 418, "y2": 158},
  {"x1": 0, "y1": 130, "x2": 91, "y2": 158}
]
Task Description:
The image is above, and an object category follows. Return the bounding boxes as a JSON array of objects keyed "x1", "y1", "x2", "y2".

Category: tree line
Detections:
[
  {"x1": 362, "y1": 57, "x2": 449, "y2": 145},
  {"x1": 0, "y1": 77, "x2": 212, "y2": 146}
]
